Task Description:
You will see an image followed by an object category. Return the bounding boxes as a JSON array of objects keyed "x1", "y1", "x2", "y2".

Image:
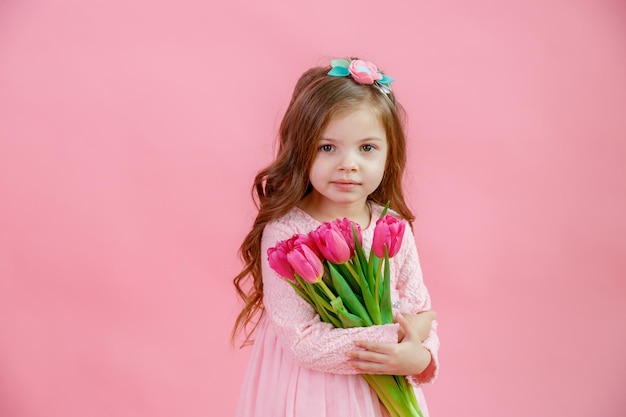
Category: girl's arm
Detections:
[
  {"x1": 346, "y1": 313, "x2": 434, "y2": 375},
  {"x1": 346, "y1": 226, "x2": 440, "y2": 384},
  {"x1": 395, "y1": 227, "x2": 440, "y2": 384},
  {"x1": 261, "y1": 221, "x2": 401, "y2": 375},
  {"x1": 397, "y1": 310, "x2": 436, "y2": 342}
]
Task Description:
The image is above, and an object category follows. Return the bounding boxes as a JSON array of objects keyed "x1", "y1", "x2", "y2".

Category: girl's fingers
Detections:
[
  {"x1": 353, "y1": 340, "x2": 395, "y2": 354},
  {"x1": 348, "y1": 360, "x2": 387, "y2": 373},
  {"x1": 347, "y1": 348, "x2": 386, "y2": 362}
]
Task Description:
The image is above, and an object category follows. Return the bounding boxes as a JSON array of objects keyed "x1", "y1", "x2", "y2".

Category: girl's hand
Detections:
[
  {"x1": 396, "y1": 310, "x2": 436, "y2": 342},
  {"x1": 346, "y1": 314, "x2": 433, "y2": 375}
]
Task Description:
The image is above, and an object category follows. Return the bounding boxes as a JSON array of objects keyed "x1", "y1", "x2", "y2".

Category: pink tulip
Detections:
[
  {"x1": 287, "y1": 243, "x2": 324, "y2": 284},
  {"x1": 334, "y1": 218, "x2": 362, "y2": 254},
  {"x1": 372, "y1": 214, "x2": 406, "y2": 258},
  {"x1": 267, "y1": 234, "x2": 317, "y2": 281},
  {"x1": 310, "y1": 222, "x2": 352, "y2": 264},
  {"x1": 267, "y1": 241, "x2": 295, "y2": 281},
  {"x1": 294, "y1": 233, "x2": 322, "y2": 259}
]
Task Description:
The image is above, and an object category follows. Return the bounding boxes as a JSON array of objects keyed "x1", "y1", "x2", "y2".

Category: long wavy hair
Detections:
[{"x1": 232, "y1": 61, "x2": 415, "y2": 346}]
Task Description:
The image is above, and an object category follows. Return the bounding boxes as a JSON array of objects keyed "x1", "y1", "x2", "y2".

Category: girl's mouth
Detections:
[{"x1": 331, "y1": 180, "x2": 360, "y2": 190}]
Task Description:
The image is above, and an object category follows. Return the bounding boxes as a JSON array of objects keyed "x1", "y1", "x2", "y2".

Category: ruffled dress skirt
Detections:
[{"x1": 235, "y1": 318, "x2": 430, "y2": 417}]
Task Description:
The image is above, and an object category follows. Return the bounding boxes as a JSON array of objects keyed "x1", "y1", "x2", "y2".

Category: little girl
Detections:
[{"x1": 232, "y1": 58, "x2": 439, "y2": 417}]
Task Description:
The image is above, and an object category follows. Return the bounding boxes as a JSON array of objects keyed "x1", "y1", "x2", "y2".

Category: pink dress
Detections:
[{"x1": 235, "y1": 204, "x2": 439, "y2": 417}]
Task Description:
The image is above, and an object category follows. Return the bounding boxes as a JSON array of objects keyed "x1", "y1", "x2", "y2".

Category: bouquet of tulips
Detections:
[{"x1": 267, "y1": 206, "x2": 424, "y2": 417}]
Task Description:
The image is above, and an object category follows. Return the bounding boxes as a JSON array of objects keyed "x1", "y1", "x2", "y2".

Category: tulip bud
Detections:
[{"x1": 372, "y1": 214, "x2": 406, "y2": 258}]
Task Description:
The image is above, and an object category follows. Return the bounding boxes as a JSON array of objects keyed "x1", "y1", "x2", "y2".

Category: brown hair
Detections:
[{"x1": 232, "y1": 61, "x2": 415, "y2": 346}]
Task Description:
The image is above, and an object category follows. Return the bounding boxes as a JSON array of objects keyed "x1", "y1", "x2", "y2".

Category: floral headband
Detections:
[{"x1": 327, "y1": 58, "x2": 394, "y2": 94}]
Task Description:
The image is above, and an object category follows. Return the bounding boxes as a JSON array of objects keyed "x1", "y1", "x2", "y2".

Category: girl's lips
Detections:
[{"x1": 331, "y1": 180, "x2": 360, "y2": 190}]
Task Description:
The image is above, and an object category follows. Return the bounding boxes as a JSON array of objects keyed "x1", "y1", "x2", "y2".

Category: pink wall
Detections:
[{"x1": 1, "y1": 1, "x2": 625, "y2": 416}]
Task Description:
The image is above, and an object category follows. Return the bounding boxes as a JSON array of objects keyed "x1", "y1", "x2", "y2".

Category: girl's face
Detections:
[{"x1": 307, "y1": 103, "x2": 388, "y2": 211}]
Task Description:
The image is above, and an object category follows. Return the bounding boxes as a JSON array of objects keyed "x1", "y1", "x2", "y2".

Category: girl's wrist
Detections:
[{"x1": 415, "y1": 346, "x2": 433, "y2": 375}]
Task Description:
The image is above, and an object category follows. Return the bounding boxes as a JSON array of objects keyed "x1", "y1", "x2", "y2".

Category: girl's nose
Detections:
[{"x1": 338, "y1": 153, "x2": 358, "y2": 172}]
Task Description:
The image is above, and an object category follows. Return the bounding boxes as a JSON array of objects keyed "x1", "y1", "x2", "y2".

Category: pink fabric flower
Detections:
[
  {"x1": 348, "y1": 60, "x2": 383, "y2": 85},
  {"x1": 372, "y1": 214, "x2": 406, "y2": 258}
]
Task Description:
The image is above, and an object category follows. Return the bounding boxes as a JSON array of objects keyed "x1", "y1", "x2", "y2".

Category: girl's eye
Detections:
[
  {"x1": 320, "y1": 144, "x2": 335, "y2": 152},
  {"x1": 361, "y1": 144, "x2": 376, "y2": 152}
]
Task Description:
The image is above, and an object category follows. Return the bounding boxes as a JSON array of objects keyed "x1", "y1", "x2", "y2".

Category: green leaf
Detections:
[
  {"x1": 367, "y1": 249, "x2": 378, "y2": 277},
  {"x1": 330, "y1": 297, "x2": 367, "y2": 328},
  {"x1": 294, "y1": 276, "x2": 342, "y2": 327},
  {"x1": 296, "y1": 275, "x2": 318, "y2": 301},
  {"x1": 330, "y1": 58, "x2": 350, "y2": 68},
  {"x1": 362, "y1": 285, "x2": 380, "y2": 325},
  {"x1": 349, "y1": 239, "x2": 382, "y2": 324},
  {"x1": 380, "y1": 247, "x2": 393, "y2": 324},
  {"x1": 329, "y1": 264, "x2": 373, "y2": 326},
  {"x1": 350, "y1": 256, "x2": 365, "y2": 291},
  {"x1": 380, "y1": 201, "x2": 391, "y2": 217},
  {"x1": 288, "y1": 281, "x2": 312, "y2": 306},
  {"x1": 320, "y1": 304, "x2": 343, "y2": 328},
  {"x1": 310, "y1": 290, "x2": 333, "y2": 324},
  {"x1": 353, "y1": 226, "x2": 369, "y2": 277},
  {"x1": 371, "y1": 254, "x2": 383, "y2": 302},
  {"x1": 336, "y1": 262, "x2": 362, "y2": 296},
  {"x1": 327, "y1": 66, "x2": 350, "y2": 77}
]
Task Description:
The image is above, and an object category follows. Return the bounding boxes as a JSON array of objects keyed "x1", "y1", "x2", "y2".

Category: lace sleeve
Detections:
[
  {"x1": 394, "y1": 226, "x2": 440, "y2": 385},
  {"x1": 262, "y1": 220, "x2": 400, "y2": 375}
]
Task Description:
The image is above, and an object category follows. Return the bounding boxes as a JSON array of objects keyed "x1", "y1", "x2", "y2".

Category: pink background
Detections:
[{"x1": 1, "y1": 1, "x2": 625, "y2": 416}]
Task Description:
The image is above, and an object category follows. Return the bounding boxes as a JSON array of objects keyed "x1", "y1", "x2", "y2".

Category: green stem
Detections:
[
  {"x1": 343, "y1": 262, "x2": 360, "y2": 285},
  {"x1": 362, "y1": 374, "x2": 421, "y2": 417},
  {"x1": 374, "y1": 257, "x2": 383, "y2": 304},
  {"x1": 317, "y1": 280, "x2": 337, "y2": 302},
  {"x1": 395, "y1": 376, "x2": 423, "y2": 417},
  {"x1": 295, "y1": 276, "x2": 342, "y2": 328}
]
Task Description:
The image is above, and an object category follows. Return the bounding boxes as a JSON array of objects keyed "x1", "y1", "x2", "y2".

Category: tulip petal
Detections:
[
  {"x1": 287, "y1": 245, "x2": 323, "y2": 284},
  {"x1": 310, "y1": 223, "x2": 352, "y2": 264},
  {"x1": 372, "y1": 221, "x2": 391, "y2": 258},
  {"x1": 267, "y1": 246, "x2": 295, "y2": 280}
]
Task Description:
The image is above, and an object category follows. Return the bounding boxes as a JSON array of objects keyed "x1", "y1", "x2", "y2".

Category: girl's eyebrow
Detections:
[{"x1": 319, "y1": 137, "x2": 385, "y2": 142}]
